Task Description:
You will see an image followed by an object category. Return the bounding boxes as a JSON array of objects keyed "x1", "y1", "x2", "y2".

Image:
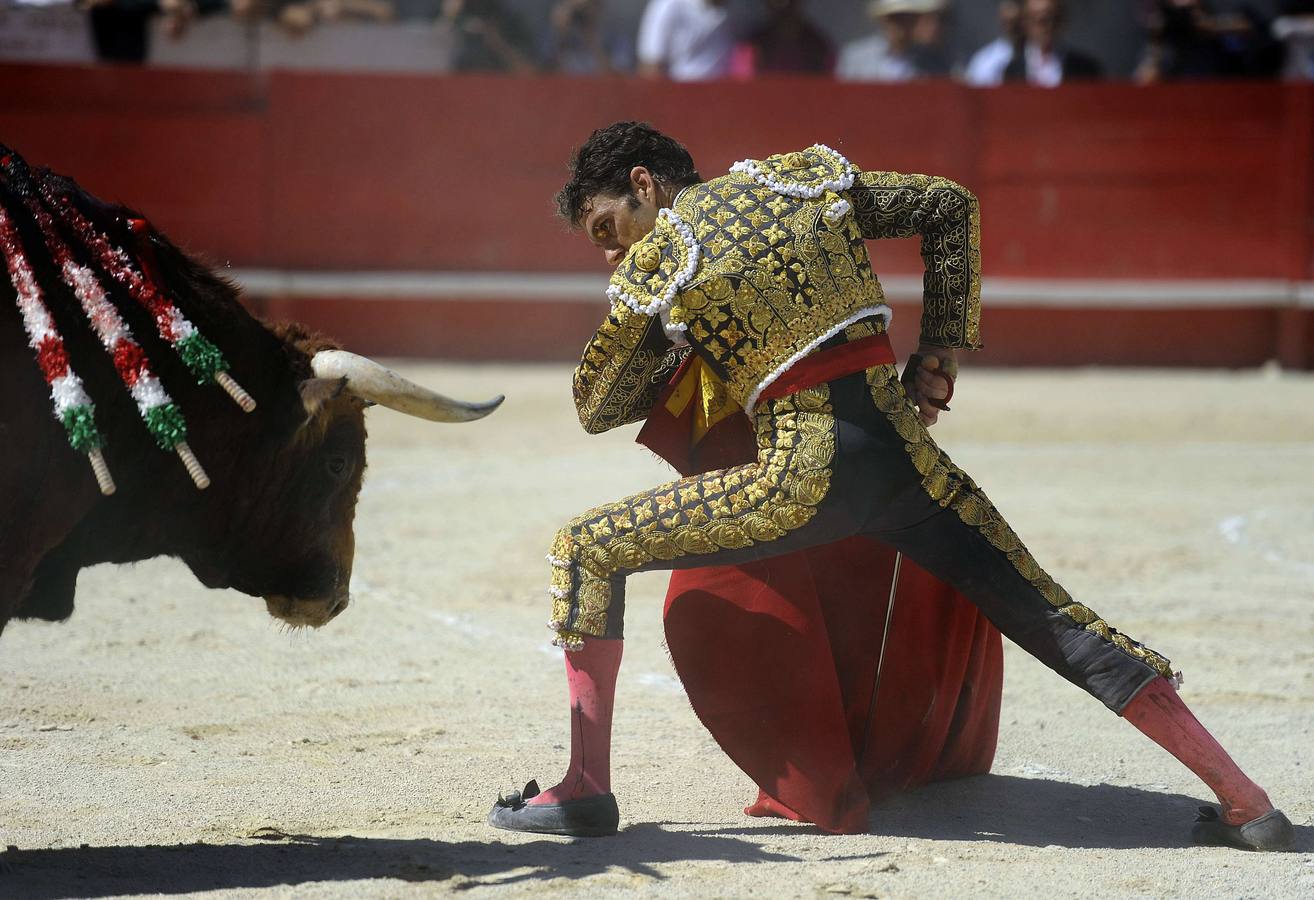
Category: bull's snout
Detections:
[{"x1": 264, "y1": 592, "x2": 350, "y2": 629}]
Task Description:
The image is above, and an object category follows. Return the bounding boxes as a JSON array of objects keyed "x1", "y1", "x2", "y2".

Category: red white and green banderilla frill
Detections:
[
  {"x1": 5, "y1": 168, "x2": 210, "y2": 491},
  {"x1": 0, "y1": 204, "x2": 116, "y2": 495},
  {"x1": 38, "y1": 180, "x2": 255, "y2": 414}
]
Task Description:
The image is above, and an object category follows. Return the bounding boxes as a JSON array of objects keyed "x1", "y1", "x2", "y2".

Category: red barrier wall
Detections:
[{"x1": 2, "y1": 64, "x2": 1311, "y2": 366}]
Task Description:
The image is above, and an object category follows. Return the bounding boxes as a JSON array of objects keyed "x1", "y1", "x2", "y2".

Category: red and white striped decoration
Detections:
[
  {"x1": 20, "y1": 193, "x2": 210, "y2": 489},
  {"x1": 42, "y1": 186, "x2": 255, "y2": 413},
  {"x1": 0, "y1": 204, "x2": 115, "y2": 494}
]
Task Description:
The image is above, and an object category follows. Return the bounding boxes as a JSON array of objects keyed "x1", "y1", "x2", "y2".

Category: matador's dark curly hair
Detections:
[{"x1": 555, "y1": 121, "x2": 701, "y2": 226}]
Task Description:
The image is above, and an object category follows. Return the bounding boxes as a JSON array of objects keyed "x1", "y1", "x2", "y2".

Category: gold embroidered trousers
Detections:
[{"x1": 548, "y1": 356, "x2": 1174, "y2": 713}]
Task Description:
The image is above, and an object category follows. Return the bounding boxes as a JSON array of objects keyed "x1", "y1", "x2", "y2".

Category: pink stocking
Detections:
[
  {"x1": 1122, "y1": 677, "x2": 1273, "y2": 825},
  {"x1": 529, "y1": 637, "x2": 623, "y2": 805}
]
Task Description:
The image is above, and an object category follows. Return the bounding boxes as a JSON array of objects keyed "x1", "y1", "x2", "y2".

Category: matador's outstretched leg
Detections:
[{"x1": 1122, "y1": 677, "x2": 1291, "y2": 849}]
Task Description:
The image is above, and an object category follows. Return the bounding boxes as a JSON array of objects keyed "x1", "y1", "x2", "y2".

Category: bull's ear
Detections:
[{"x1": 298, "y1": 376, "x2": 348, "y2": 419}]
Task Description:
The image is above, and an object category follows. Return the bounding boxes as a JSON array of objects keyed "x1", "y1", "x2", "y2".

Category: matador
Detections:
[{"x1": 487, "y1": 122, "x2": 1291, "y2": 850}]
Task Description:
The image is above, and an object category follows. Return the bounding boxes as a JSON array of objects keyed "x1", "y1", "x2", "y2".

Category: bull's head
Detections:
[
  {"x1": 0, "y1": 147, "x2": 504, "y2": 631},
  {"x1": 271, "y1": 350, "x2": 501, "y2": 628},
  {"x1": 207, "y1": 334, "x2": 503, "y2": 630}
]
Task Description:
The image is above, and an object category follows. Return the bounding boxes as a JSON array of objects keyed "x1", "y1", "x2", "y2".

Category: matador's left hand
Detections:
[{"x1": 903, "y1": 345, "x2": 958, "y2": 428}]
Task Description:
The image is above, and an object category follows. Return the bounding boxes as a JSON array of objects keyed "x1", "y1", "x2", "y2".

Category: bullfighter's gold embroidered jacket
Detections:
[{"x1": 573, "y1": 145, "x2": 982, "y2": 435}]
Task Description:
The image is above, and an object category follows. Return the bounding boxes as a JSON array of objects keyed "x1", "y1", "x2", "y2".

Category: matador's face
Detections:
[{"x1": 580, "y1": 166, "x2": 665, "y2": 268}]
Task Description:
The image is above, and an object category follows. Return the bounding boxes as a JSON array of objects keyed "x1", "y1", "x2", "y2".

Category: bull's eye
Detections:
[{"x1": 326, "y1": 455, "x2": 349, "y2": 478}]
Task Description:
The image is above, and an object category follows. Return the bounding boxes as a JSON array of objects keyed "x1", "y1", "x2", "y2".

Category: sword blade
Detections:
[{"x1": 858, "y1": 551, "x2": 903, "y2": 766}]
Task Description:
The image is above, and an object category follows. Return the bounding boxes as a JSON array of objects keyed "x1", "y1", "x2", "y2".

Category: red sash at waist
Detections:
[
  {"x1": 638, "y1": 330, "x2": 897, "y2": 476},
  {"x1": 757, "y1": 331, "x2": 896, "y2": 403}
]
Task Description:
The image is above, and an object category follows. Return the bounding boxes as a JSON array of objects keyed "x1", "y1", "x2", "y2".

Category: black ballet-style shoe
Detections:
[
  {"x1": 487, "y1": 779, "x2": 620, "y2": 837},
  {"x1": 1191, "y1": 806, "x2": 1295, "y2": 851}
]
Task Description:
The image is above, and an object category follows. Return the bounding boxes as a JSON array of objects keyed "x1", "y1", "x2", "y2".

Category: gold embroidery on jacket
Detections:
[
  {"x1": 848, "y1": 171, "x2": 982, "y2": 350},
  {"x1": 606, "y1": 208, "x2": 694, "y2": 316},
  {"x1": 864, "y1": 364, "x2": 1173, "y2": 678},
  {"x1": 549, "y1": 385, "x2": 835, "y2": 646},
  {"x1": 572, "y1": 310, "x2": 691, "y2": 434},
  {"x1": 663, "y1": 160, "x2": 889, "y2": 411},
  {"x1": 570, "y1": 150, "x2": 983, "y2": 435}
]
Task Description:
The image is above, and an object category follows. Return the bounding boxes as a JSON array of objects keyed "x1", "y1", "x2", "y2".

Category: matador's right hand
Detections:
[{"x1": 902, "y1": 347, "x2": 957, "y2": 428}]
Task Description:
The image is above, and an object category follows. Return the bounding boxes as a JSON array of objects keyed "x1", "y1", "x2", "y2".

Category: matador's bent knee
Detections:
[{"x1": 547, "y1": 386, "x2": 837, "y2": 648}]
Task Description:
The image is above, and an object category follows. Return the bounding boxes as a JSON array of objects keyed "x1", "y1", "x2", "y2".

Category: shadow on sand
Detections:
[
  {"x1": 0, "y1": 824, "x2": 796, "y2": 898},
  {"x1": 2, "y1": 776, "x2": 1307, "y2": 897},
  {"x1": 714, "y1": 775, "x2": 1313, "y2": 853}
]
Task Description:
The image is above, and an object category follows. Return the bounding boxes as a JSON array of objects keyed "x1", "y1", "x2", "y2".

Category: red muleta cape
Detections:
[{"x1": 637, "y1": 349, "x2": 1004, "y2": 834}]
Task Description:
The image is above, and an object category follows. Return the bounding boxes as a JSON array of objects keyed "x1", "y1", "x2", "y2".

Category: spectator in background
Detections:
[
  {"x1": 83, "y1": 0, "x2": 229, "y2": 63},
  {"x1": 1002, "y1": 0, "x2": 1101, "y2": 86},
  {"x1": 835, "y1": 0, "x2": 947, "y2": 83},
  {"x1": 1135, "y1": 0, "x2": 1283, "y2": 82},
  {"x1": 909, "y1": 0, "x2": 951, "y2": 76},
  {"x1": 1136, "y1": 0, "x2": 1232, "y2": 80},
  {"x1": 637, "y1": 0, "x2": 749, "y2": 81},
  {"x1": 542, "y1": 0, "x2": 635, "y2": 74},
  {"x1": 734, "y1": 0, "x2": 833, "y2": 76},
  {"x1": 1274, "y1": 1, "x2": 1314, "y2": 79},
  {"x1": 230, "y1": 0, "x2": 260, "y2": 23},
  {"x1": 964, "y1": 0, "x2": 1024, "y2": 87},
  {"x1": 438, "y1": 0, "x2": 536, "y2": 72},
  {"x1": 265, "y1": 0, "x2": 396, "y2": 38}
]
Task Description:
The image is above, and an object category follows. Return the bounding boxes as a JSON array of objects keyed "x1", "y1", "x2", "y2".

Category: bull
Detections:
[{"x1": 0, "y1": 147, "x2": 501, "y2": 637}]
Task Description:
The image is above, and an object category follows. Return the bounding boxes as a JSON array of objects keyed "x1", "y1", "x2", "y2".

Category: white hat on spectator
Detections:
[{"x1": 869, "y1": 0, "x2": 946, "y2": 16}]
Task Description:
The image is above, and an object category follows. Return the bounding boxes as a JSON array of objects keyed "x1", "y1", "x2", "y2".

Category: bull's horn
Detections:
[{"x1": 310, "y1": 350, "x2": 503, "y2": 423}]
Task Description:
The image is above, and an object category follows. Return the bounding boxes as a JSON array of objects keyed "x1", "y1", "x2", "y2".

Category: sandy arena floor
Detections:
[{"x1": 1, "y1": 363, "x2": 1311, "y2": 899}]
